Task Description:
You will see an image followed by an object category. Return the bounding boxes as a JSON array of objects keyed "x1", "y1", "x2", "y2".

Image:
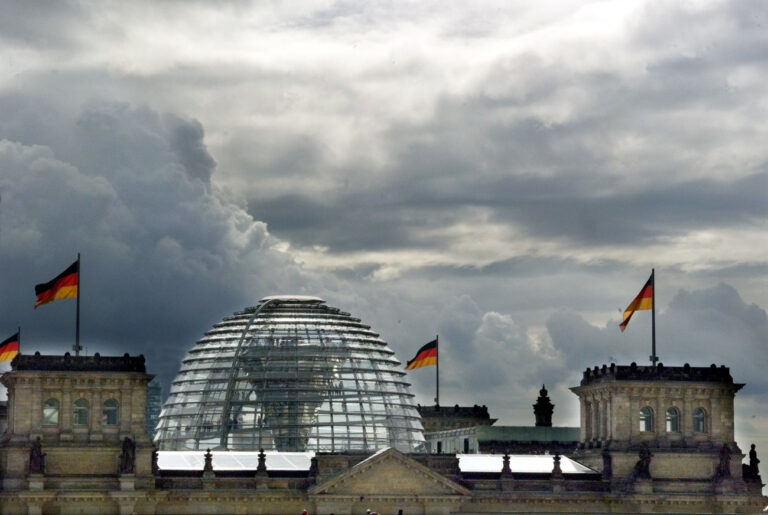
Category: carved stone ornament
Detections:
[
  {"x1": 633, "y1": 444, "x2": 652, "y2": 479},
  {"x1": 29, "y1": 437, "x2": 46, "y2": 474},
  {"x1": 118, "y1": 437, "x2": 136, "y2": 474}
]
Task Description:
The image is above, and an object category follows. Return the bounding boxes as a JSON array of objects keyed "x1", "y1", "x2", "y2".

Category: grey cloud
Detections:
[
  {"x1": 542, "y1": 283, "x2": 768, "y2": 466},
  {"x1": 247, "y1": 194, "x2": 430, "y2": 253},
  {"x1": 546, "y1": 283, "x2": 768, "y2": 394},
  {"x1": 404, "y1": 256, "x2": 626, "y2": 280},
  {"x1": 247, "y1": 164, "x2": 768, "y2": 256},
  {"x1": 239, "y1": 14, "x2": 768, "y2": 257},
  {"x1": 0, "y1": 103, "x2": 312, "y2": 391},
  {"x1": 660, "y1": 284, "x2": 768, "y2": 390},
  {"x1": 164, "y1": 115, "x2": 216, "y2": 185},
  {"x1": 0, "y1": 1, "x2": 86, "y2": 49}
]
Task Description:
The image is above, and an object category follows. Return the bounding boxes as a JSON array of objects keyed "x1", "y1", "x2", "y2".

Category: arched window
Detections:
[
  {"x1": 693, "y1": 408, "x2": 707, "y2": 433},
  {"x1": 102, "y1": 398, "x2": 119, "y2": 426},
  {"x1": 639, "y1": 407, "x2": 653, "y2": 432},
  {"x1": 73, "y1": 398, "x2": 89, "y2": 426},
  {"x1": 665, "y1": 407, "x2": 680, "y2": 432},
  {"x1": 42, "y1": 398, "x2": 59, "y2": 426}
]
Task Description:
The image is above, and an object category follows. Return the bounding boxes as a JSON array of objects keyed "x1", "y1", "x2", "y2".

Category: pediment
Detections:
[{"x1": 309, "y1": 448, "x2": 470, "y2": 496}]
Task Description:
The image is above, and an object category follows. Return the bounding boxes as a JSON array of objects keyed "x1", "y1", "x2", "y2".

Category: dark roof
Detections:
[
  {"x1": 579, "y1": 362, "x2": 735, "y2": 386},
  {"x1": 418, "y1": 404, "x2": 492, "y2": 420},
  {"x1": 476, "y1": 426, "x2": 580, "y2": 443},
  {"x1": 11, "y1": 352, "x2": 146, "y2": 373}
]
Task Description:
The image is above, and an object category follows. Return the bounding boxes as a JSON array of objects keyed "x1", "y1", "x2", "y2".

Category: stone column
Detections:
[
  {"x1": 131, "y1": 381, "x2": 148, "y2": 438},
  {"x1": 579, "y1": 397, "x2": 588, "y2": 442},
  {"x1": 710, "y1": 389, "x2": 723, "y2": 444},
  {"x1": 682, "y1": 392, "x2": 693, "y2": 439},
  {"x1": 606, "y1": 393, "x2": 615, "y2": 441},
  {"x1": 30, "y1": 382, "x2": 42, "y2": 439},
  {"x1": 600, "y1": 396, "x2": 608, "y2": 441},
  {"x1": 120, "y1": 380, "x2": 132, "y2": 437},
  {"x1": 60, "y1": 384, "x2": 73, "y2": 441},
  {"x1": 593, "y1": 397, "x2": 600, "y2": 442},
  {"x1": 656, "y1": 392, "x2": 665, "y2": 436},
  {"x1": 11, "y1": 380, "x2": 31, "y2": 437},
  {"x1": 25, "y1": 501, "x2": 44, "y2": 515},
  {"x1": 629, "y1": 396, "x2": 639, "y2": 443},
  {"x1": 719, "y1": 390, "x2": 736, "y2": 443},
  {"x1": 90, "y1": 388, "x2": 103, "y2": 441},
  {"x1": 6, "y1": 384, "x2": 15, "y2": 437}
]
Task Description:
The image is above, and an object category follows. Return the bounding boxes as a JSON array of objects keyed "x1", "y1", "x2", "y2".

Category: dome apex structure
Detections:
[
  {"x1": 155, "y1": 296, "x2": 425, "y2": 453},
  {"x1": 259, "y1": 294, "x2": 324, "y2": 302}
]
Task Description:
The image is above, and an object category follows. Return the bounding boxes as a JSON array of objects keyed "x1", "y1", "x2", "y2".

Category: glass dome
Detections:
[{"x1": 154, "y1": 296, "x2": 425, "y2": 453}]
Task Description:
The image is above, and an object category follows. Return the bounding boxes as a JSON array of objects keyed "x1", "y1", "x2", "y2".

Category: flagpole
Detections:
[
  {"x1": 651, "y1": 268, "x2": 657, "y2": 367},
  {"x1": 18, "y1": 326, "x2": 21, "y2": 355},
  {"x1": 435, "y1": 335, "x2": 439, "y2": 407},
  {"x1": 74, "y1": 253, "x2": 82, "y2": 357}
]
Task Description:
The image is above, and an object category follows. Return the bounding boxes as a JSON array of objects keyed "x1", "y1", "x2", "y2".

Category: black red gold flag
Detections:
[
  {"x1": 34, "y1": 260, "x2": 79, "y2": 308},
  {"x1": 619, "y1": 273, "x2": 654, "y2": 332},
  {"x1": 405, "y1": 339, "x2": 437, "y2": 370},
  {"x1": 0, "y1": 332, "x2": 19, "y2": 362}
]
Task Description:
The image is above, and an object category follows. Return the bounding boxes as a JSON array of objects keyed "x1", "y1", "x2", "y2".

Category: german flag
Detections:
[
  {"x1": 34, "y1": 260, "x2": 79, "y2": 308},
  {"x1": 620, "y1": 272, "x2": 654, "y2": 332},
  {"x1": 0, "y1": 332, "x2": 19, "y2": 362},
  {"x1": 405, "y1": 339, "x2": 437, "y2": 370}
]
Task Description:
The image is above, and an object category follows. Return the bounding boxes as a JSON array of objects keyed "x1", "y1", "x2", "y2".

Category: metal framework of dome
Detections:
[{"x1": 154, "y1": 296, "x2": 425, "y2": 453}]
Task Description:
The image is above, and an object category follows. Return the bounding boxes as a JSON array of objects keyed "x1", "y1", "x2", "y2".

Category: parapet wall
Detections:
[
  {"x1": 580, "y1": 362, "x2": 735, "y2": 386},
  {"x1": 11, "y1": 352, "x2": 146, "y2": 373}
]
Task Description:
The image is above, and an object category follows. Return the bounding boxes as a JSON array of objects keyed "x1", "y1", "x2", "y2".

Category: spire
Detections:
[{"x1": 533, "y1": 384, "x2": 554, "y2": 427}]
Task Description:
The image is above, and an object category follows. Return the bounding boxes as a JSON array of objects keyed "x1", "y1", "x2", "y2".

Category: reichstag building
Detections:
[{"x1": 0, "y1": 295, "x2": 764, "y2": 514}]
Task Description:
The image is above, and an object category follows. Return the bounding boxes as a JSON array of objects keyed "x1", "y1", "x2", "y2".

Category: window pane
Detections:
[
  {"x1": 639, "y1": 407, "x2": 653, "y2": 432},
  {"x1": 43, "y1": 398, "x2": 59, "y2": 426},
  {"x1": 693, "y1": 408, "x2": 706, "y2": 433},
  {"x1": 665, "y1": 408, "x2": 680, "y2": 432},
  {"x1": 103, "y1": 398, "x2": 119, "y2": 425},
  {"x1": 74, "y1": 399, "x2": 89, "y2": 426}
]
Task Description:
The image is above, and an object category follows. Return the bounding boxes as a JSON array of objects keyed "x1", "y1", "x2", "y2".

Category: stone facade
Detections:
[
  {"x1": 0, "y1": 355, "x2": 765, "y2": 514},
  {"x1": 417, "y1": 405, "x2": 495, "y2": 433},
  {"x1": 424, "y1": 424, "x2": 580, "y2": 455},
  {"x1": 570, "y1": 362, "x2": 761, "y2": 495},
  {"x1": 0, "y1": 352, "x2": 155, "y2": 497},
  {"x1": 423, "y1": 386, "x2": 578, "y2": 455}
]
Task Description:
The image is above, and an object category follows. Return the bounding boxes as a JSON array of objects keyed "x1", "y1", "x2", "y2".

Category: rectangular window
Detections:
[{"x1": 42, "y1": 399, "x2": 59, "y2": 426}]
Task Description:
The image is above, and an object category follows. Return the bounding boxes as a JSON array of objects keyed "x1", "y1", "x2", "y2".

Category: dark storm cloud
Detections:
[
  {"x1": 248, "y1": 166, "x2": 768, "y2": 255},
  {"x1": 232, "y1": 1, "x2": 768, "y2": 267},
  {"x1": 409, "y1": 256, "x2": 628, "y2": 280},
  {"x1": 423, "y1": 283, "x2": 768, "y2": 429},
  {"x1": 486, "y1": 172, "x2": 768, "y2": 245},
  {"x1": 248, "y1": 194, "x2": 435, "y2": 252},
  {"x1": 542, "y1": 283, "x2": 768, "y2": 400},
  {"x1": 239, "y1": 10, "x2": 768, "y2": 258},
  {"x1": 0, "y1": 103, "x2": 313, "y2": 391},
  {"x1": 541, "y1": 283, "x2": 768, "y2": 456},
  {"x1": 165, "y1": 115, "x2": 217, "y2": 185}
]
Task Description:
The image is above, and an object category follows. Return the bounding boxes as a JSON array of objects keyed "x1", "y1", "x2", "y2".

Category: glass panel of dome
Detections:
[{"x1": 155, "y1": 296, "x2": 424, "y2": 453}]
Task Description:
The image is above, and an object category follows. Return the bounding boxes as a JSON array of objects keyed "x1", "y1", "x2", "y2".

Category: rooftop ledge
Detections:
[
  {"x1": 259, "y1": 295, "x2": 325, "y2": 303},
  {"x1": 10, "y1": 352, "x2": 146, "y2": 373},
  {"x1": 578, "y1": 362, "x2": 737, "y2": 386}
]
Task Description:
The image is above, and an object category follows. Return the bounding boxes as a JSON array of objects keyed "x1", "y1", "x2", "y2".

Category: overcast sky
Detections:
[{"x1": 1, "y1": 0, "x2": 767, "y2": 462}]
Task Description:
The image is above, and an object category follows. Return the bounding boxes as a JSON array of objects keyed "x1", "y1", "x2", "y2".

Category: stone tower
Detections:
[
  {"x1": 571, "y1": 362, "x2": 753, "y2": 494},
  {"x1": 533, "y1": 384, "x2": 554, "y2": 427},
  {"x1": 0, "y1": 352, "x2": 155, "y2": 496}
]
